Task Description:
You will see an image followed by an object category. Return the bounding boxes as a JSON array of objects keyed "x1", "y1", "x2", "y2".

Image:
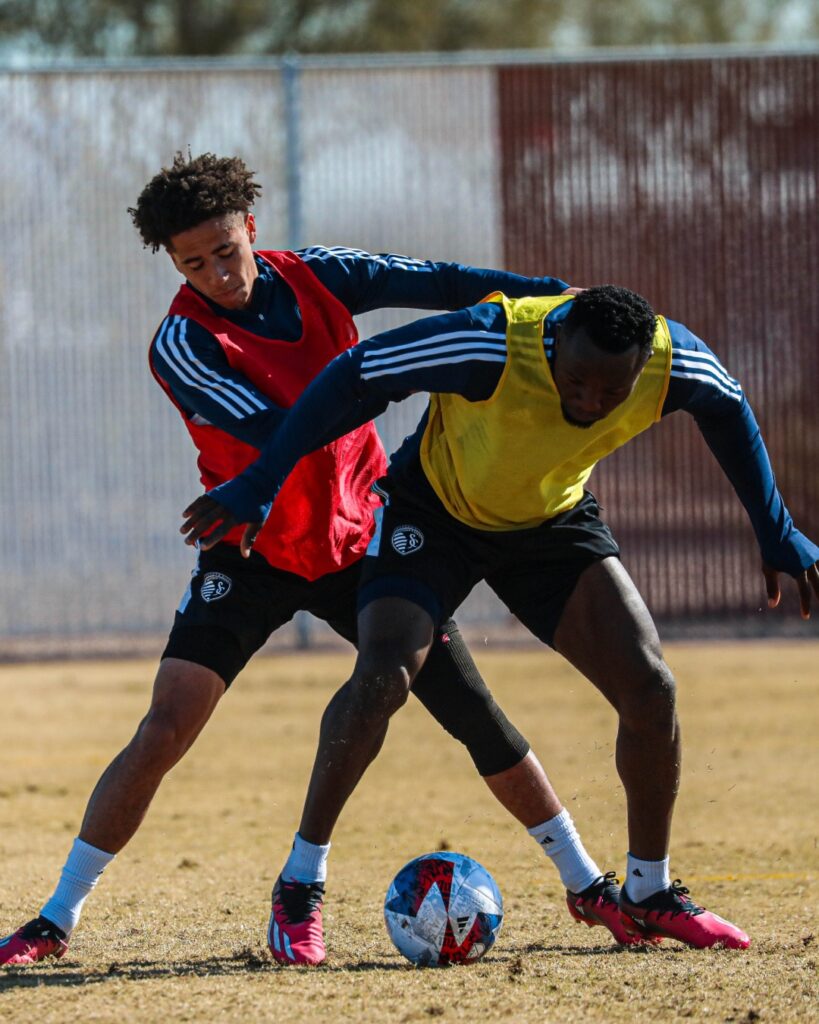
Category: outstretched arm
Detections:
[
  {"x1": 665, "y1": 321, "x2": 819, "y2": 617},
  {"x1": 181, "y1": 302, "x2": 512, "y2": 552},
  {"x1": 297, "y1": 246, "x2": 570, "y2": 314},
  {"x1": 694, "y1": 399, "x2": 818, "y2": 617}
]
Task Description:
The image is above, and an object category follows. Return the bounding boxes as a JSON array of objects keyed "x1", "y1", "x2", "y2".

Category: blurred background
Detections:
[{"x1": 1, "y1": 1, "x2": 817, "y2": 656}]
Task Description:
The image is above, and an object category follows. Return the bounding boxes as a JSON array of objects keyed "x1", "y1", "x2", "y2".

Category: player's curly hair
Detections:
[
  {"x1": 128, "y1": 152, "x2": 262, "y2": 251},
  {"x1": 563, "y1": 285, "x2": 656, "y2": 357}
]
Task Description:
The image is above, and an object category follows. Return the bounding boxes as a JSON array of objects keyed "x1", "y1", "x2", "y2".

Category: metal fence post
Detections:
[
  {"x1": 284, "y1": 52, "x2": 311, "y2": 647},
  {"x1": 282, "y1": 52, "x2": 304, "y2": 252}
]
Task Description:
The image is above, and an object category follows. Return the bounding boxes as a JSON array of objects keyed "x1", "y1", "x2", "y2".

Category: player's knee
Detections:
[
  {"x1": 621, "y1": 654, "x2": 677, "y2": 731},
  {"x1": 134, "y1": 660, "x2": 223, "y2": 768},
  {"x1": 128, "y1": 710, "x2": 183, "y2": 771},
  {"x1": 350, "y1": 648, "x2": 415, "y2": 720},
  {"x1": 133, "y1": 696, "x2": 204, "y2": 768}
]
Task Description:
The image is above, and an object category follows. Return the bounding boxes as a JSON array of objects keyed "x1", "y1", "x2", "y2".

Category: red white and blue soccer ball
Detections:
[{"x1": 384, "y1": 851, "x2": 503, "y2": 966}]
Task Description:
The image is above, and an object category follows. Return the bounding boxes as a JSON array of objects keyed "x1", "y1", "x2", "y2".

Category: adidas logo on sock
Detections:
[
  {"x1": 632, "y1": 868, "x2": 643, "y2": 877},
  {"x1": 540, "y1": 836, "x2": 554, "y2": 845}
]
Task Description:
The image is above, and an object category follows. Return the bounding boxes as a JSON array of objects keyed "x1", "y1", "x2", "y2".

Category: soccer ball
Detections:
[{"x1": 384, "y1": 851, "x2": 503, "y2": 966}]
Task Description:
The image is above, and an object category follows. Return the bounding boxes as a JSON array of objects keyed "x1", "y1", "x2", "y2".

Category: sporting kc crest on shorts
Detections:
[
  {"x1": 390, "y1": 525, "x2": 424, "y2": 555},
  {"x1": 201, "y1": 571, "x2": 232, "y2": 602}
]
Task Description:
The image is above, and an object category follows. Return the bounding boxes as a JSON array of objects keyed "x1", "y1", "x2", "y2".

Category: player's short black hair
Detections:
[
  {"x1": 562, "y1": 285, "x2": 656, "y2": 357},
  {"x1": 128, "y1": 152, "x2": 262, "y2": 251}
]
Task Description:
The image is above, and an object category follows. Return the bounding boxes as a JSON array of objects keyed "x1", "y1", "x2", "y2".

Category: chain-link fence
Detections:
[{"x1": 1, "y1": 47, "x2": 817, "y2": 655}]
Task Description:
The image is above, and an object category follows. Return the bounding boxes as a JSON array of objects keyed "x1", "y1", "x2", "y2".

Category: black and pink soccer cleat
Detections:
[
  {"x1": 567, "y1": 871, "x2": 660, "y2": 946},
  {"x1": 268, "y1": 876, "x2": 327, "y2": 965},
  {"x1": 0, "y1": 916, "x2": 69, "y2": 966},
  {"x1": 619, "y1": 880, "x2": 750, "y2": 949}
]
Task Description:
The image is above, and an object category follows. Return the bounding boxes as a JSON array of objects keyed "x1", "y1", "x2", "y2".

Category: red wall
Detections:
[{"x1": 497, "y1": 55, "x2": 818, "y2": 620}]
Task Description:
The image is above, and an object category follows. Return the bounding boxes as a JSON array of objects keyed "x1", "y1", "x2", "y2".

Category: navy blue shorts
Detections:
[
  {"x1": 159, "y1": 540, "x2": 532, "y2": 775},
  {"x1": 358, "y1": 476, "x2": 619, "y2": 648},
  {"x1": 162, "y1": 545, "x2": 361, "y2": 686}
]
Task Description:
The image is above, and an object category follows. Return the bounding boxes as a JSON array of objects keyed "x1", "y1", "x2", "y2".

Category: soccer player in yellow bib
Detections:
[{"x1": 182, "y1": 285, "x2": 819, "y2": 950}]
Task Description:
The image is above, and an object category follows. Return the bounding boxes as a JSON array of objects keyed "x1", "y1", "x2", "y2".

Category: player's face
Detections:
[
  {"x1": 167, "y1": 212, "x2": 259, "y2": 310},
  {"x1": 552, "y1": 325, "x2": 650, "y2": 428}
]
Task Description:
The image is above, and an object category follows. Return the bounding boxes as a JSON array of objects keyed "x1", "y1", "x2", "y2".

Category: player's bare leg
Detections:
[
  {"x1": 554, "y1": 556, "x2": 748, "y2": 949},
  {"x1": 0, "y1": 660, "x2": 225, "y2": 966},
  {"x1": 554, "y1": 557, "x2": 680, "y2": 861},
  {"x1": 267, "y1": 597, "x2": 432, "y2": 965},
  {"x1": 299, "y1": 597, "x2": 435, "y2": 846},
  {"x1": 482, "y1": 749, "x2": 561, "y2": 827},
  {"x1": 80, "y1": 659, "x2": 225, "y2": 851}
]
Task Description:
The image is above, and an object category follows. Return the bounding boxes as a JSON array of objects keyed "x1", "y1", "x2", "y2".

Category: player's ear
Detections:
[{"x1": 245, "y1": 212, "x2": 257, "y2": 243}]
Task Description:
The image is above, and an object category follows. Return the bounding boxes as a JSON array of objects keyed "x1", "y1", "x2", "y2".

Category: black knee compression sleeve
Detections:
[{"x1": 410, "y1": 620, "x2": 530, "y2": 776}]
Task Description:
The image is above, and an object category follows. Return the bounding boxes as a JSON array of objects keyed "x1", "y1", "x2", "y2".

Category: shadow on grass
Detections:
[
  {"x1": 0, "y1": 942, "x2": 658, "y2": 989},
  {"x1": 0, "y1": 948, "x2": 273, "y2": 989},
  {"x1": 512, "y1": 941, "x2": 670, "y2": 957},
  {"x1": 0, "y1": 949, "x2": 406, "y2": 988}
]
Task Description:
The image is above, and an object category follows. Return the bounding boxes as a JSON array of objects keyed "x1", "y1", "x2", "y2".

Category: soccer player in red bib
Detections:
[
  {"x1": 0, "y1": 155, "x2": 631, "y2": 968},
  {"x1": 183, "y1": 286, "x2": 819, "y2": 951}
]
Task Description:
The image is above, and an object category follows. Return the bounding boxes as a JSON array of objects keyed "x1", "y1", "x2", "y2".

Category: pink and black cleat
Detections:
[
  {"x1": 267, "y1": 876, "x2": 326, "y2": 965},
  {"x1": 0, "y1": 917, "x2": 69, "y2": 966},
  {"x1": 619, "y1": 879, "x2": 750, "y2": 949},
  {"x1": 567, "y1": 871, "x2": 660, "y2": 946}
]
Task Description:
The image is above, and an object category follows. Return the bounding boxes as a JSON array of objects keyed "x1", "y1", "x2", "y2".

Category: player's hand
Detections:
[
  {"x1": 562, "y1": 286, "x2": 585, "y2": 295},
  {"x1": 762, "y1": 560, "x2": 819, "y2": 620},
  {"x1": 181, "y1": 494, "x2": 237, "y2": 551},
  {"x1": 181, "y1": 494, "x2": 263, "y2": 557}
]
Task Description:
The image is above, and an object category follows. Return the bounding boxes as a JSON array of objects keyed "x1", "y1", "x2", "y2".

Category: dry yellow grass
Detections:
[{"x1": 0, "y1": 641, "x2": 816, "y2": 1023}]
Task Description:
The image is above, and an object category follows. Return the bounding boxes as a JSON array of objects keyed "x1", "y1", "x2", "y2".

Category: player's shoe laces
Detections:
[
  {"x1": 0, "y1": 916, "x2": 69, "y2": 966},
  {"x1": 268, "y1": 876, "x2": 326, "y2": 965},
  {"x1": 566, "y1": 871, "x2": 659, "y2": 946},
  {"x1": 619, "y1": 879, "x2": 750, "y2": 949}
]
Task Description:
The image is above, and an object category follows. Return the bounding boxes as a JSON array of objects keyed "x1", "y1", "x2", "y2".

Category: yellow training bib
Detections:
[{"x1": 420, "y1": 293, "x2": 671, "y2": 530}]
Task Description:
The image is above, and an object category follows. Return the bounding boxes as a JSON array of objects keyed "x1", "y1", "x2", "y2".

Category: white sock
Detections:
[
  {"x1": 624, "y1": 853, "x2": 670, "y2": 903},
  {"x1": 40, "y1": 838, "x2": 115, "y2": 936},
  {"x1": 281, "y1": 832, "x2": 331, "y2": 884},
  {"x1": 527, "y1": 809, "x2": 602, "y2": 893}
]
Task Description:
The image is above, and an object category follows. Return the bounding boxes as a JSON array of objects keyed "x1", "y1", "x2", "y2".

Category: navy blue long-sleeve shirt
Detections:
[
  {"x1": 208, "y1": 298, "x2": 818, "y2": 578},
  {"x1": 151, "y1": 246, "x2": 569, "y2": 447}
]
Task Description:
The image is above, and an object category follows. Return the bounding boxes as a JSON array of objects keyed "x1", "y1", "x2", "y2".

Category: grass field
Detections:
[{"x1": 0, "y1": 641, "x2": 816, "y2": 1023}]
